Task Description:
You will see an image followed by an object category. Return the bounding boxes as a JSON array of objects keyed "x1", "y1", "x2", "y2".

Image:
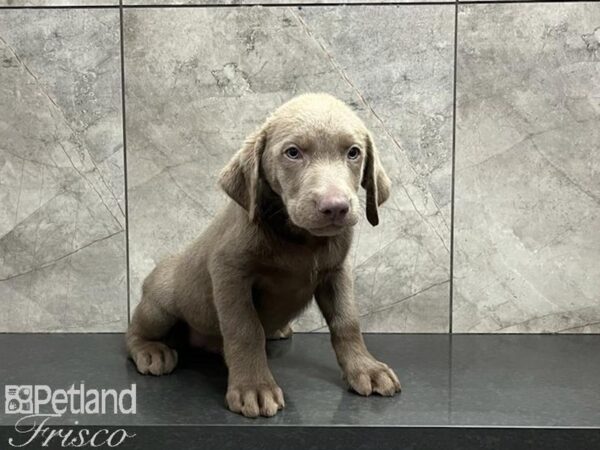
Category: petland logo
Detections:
[{"x1": 4, "y1": 384, "x2": 136, "y2": 448}]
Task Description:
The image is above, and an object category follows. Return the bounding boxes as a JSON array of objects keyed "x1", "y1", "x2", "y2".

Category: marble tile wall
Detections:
[
  {"x1": 0, "y1": 2, "x2": 598, "y2": 333},
  {"x1": 123, "y1": 1, "x2": 450, "y2": 5},
  {"x1": 0, "y1": 9, "x2": 126, "y2": 331},
  {"x1": 454, "y1": 3, "x2": 600, "y2": 333},
  {"x1": 123, "y1": 5, "x2": 454, "y2": 333},
  {"x1": 0, "y1": 1, "x2": 117, "y2": 5}
]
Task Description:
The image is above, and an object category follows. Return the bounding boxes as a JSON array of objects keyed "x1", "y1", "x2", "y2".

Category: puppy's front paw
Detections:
[
  {"x1": 131, "y1": 342, "x2": 178, "y2": 376},
  {"x1": 226, "y1": 382, "x2": 285, "y2": 418},
  {"x1": 345, "y1": 359, "x2": 401, "y2": 397}
]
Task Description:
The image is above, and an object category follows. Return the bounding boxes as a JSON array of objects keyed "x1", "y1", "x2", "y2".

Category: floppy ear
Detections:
[
  {"x1": 361, "y1": 132, "x2": 391, "y2": 226},
  {"x1": 218, "y1": 129, "x2": 267, "y2": 222}
]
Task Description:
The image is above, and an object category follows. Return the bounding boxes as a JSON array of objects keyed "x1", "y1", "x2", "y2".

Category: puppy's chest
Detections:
[
  {"x1": 252, "y1": 269, "x2": 315, "y2": 328},
  {"x1": 252, "y1": 251, "x2": 332, "y2": 306},
  {"x1": 254, "y1": 261, "x2": 319, "y2": 299}
]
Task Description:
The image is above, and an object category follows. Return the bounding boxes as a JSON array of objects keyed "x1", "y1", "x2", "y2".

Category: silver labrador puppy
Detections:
[{"x1": 126, "y1": 93, "x2": 401, "y2": 418}]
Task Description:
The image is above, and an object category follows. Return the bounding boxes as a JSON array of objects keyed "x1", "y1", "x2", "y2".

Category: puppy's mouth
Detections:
[
  {"x1": 306, "y1": 223, "x2": 346, "y2": 237},
  {"x1": 305, "y1": 215, "x2": 360, "y2": 236}
]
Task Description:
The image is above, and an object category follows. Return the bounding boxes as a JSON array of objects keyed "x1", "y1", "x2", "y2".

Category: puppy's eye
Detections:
[
  {"x1": 347, "y1": 146, "x2": 361, "y2": 160},
  {"x1": 284, "y1": 146, "x2": 303, "y2": 160}
]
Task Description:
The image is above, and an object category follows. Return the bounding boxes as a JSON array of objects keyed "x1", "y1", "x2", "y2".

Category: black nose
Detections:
[{"x1": 318, "y1": 197, "x2": 350, "y2": 221}]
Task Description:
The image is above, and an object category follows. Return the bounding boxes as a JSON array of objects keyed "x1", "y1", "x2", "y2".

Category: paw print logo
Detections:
[{"x1": 4, "y1": 385, "x2": 33, "y2": 414}]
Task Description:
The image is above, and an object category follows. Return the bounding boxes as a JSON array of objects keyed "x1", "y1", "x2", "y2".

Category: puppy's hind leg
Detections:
[{"x1": 126, "y1": 299, "x2": 178, "y2": 376}]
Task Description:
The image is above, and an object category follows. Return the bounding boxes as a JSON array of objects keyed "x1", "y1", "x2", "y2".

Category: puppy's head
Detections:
[{"x1": 219, "y1": 93, "x2": 391, "y2": 236}]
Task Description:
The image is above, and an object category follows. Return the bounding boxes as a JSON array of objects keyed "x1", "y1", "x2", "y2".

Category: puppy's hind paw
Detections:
[
  {"x1": 132, "y1": 342, "x2": 178, "y2": 376},
  {"x1": 267, "y1": 324, "x2": 293, "y2": 340}
]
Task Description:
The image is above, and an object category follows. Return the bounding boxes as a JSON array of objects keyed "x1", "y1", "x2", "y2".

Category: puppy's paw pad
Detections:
[
  {"x1": 226, "y1": 383, "x2": 285, "y2": 418},
  {"x1": 132, "y1": 342, "x2": 178, "y2": 376}
]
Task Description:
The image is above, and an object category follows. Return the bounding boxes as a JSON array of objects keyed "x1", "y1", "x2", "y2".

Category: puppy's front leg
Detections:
[
  {"x1": 315, "y1": 265, "x2": 401, "y2": 396},
  {"x1": 212, "y1": 266, "x2": 284, "y2": 418}
]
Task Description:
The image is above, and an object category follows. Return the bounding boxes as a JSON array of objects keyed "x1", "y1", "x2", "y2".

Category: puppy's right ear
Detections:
[
  {"x1": 218, "y1": 129, "x2": 267, "y2": 222},
  {"x1": 362, "y1": 131, "x2": 391, "y2": 226}
]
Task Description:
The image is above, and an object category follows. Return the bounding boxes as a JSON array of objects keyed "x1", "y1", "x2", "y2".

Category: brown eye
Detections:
[
  {"x1": 347, "y1": 146, "x2": 361, "y2": 160},
  {"x1": 284, "y1": 146, "x2": 302, "y2": 160}
]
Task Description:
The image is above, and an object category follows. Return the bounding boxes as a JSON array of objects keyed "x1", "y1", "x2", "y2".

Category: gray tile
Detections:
[
  {"x1": 360, "y1": 281, "x2": 449, "y2": 332},
  {"x1": 454, "y1": 3, "x2": 600, "y2": 333},
  {"x1": 123, "y1": 1, "x2": 450, "y2": 5},
  {"x1": 0, "y1": 9, "x2": 126, "y2": 331},
  {"x1": 0, "y1": 334, "x2": 452, "y2": 426},
  {"x1": 3, "y1": 334, "x2": 600, "y2": 428},
  {"x1": 0, "y1": 0, "x2": 117, "y2": 5},
  {"x1": 449, "y1": 335, "x2": 600, "y2": 427},
  {"x1": 124, "y1": 5, "x2": 453, "y2": 332}
]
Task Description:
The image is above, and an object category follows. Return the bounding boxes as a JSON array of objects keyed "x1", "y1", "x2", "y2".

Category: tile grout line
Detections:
[
  {"x1": 449, "y1": 0, "x2": 458, "y2": 334},
  {"x1": 2, "y1": 0, "x2": 600, "y2": 10},
  {"x1": 124, "y1": 0, "x2": 600, "y2": 6},
  {"x1": 1, "y1": 331, "x2": 598, "y2": 335},
  {"x1": 0, "y1": 5, "x2": 118, "y2": 9},
  {"x1": 123, "y1": 1, "x2": 454, "y2": 6},
  {"x1": 447, "y1": 332, "x2": 453, "y2": 422},
  {"x1": 119, "y1": 0, "x2": 131, "y2": 326}
]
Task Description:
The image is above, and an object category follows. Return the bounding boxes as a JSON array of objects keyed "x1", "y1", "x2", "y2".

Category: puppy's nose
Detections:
[{"x1": 318, "y1": 196, "x2": 350, "y2": 222}]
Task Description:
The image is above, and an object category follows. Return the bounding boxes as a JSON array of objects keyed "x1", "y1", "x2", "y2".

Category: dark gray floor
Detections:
[
  {"x1": 1, "y1": 333, "x2": 599, "y2": 427},
  {"x1": 1, "y1": 334, "x2": 599, "y2": 449}
]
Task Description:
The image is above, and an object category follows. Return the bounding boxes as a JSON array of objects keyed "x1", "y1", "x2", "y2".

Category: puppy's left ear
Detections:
[
  {"x1": 218, "y1": 128, "x2": 267, "y2": 222},
  {"x1": 361, "y1": 132, "x2": 391, "y2": 226}
]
